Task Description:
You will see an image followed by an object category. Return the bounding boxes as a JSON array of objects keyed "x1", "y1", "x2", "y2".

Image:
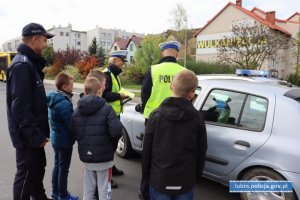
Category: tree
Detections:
[
  {"x1": 96, "y1": 47, "x2": 106, "y2": 67},
  {"x1": 134, "y1": 34, "x2": 165, "y2": 73},
  {"x1": 88, "y1": 37, "x2": 98, "y2": 55},
  {"x1": 217, "y1": 22, "x2": 290, "y2": 69},
  {"x1": 42, "y1": 46, "x2": 55, "y2": 66},
  {"x1": 169, "y1": 3, "x2": 188, "y2": 44},
  {"x1": 76, "y1": 55, "x2": 98, "y2": 78}
]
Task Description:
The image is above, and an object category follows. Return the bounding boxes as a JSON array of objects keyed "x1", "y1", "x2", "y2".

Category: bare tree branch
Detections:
[{"x1": 217, "y1": 22, "x2": 290, "y2": 69}]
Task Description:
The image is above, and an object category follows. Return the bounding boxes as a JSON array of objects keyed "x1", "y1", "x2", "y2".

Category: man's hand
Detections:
[
  {"x1": 120, "y1": 93, "x2": 129, "y2": 100},
  {"x1": 38, "y1": 138, "x2": 49, "y2": 147}
]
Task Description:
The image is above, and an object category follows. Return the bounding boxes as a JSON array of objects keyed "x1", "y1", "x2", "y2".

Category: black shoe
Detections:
[
  {"x1": 111, "y1": 179, "x2": 118, "y2": 189},
  {"x1": 112, "y1": 165, "x2": 124, "y2": 176}
]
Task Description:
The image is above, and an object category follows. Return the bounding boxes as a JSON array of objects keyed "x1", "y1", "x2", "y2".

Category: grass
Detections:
[{"x1": 122, "y1": 84, "x2": 141, "y2": 90}]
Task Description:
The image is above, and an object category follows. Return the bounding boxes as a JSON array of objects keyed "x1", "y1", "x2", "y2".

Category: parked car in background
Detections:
[{"x1": 118, "y1": 73, "x2": 300, "y2": 200}]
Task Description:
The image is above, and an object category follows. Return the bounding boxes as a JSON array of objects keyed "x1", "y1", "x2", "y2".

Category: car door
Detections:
[{"x1": 196, "y1": 86, "x2": 274, "y2": 177}]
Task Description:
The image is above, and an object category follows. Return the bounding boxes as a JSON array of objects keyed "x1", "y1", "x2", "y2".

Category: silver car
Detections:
[{"x1": 118, "y1": 76, "x2": 300, "y2": 200}]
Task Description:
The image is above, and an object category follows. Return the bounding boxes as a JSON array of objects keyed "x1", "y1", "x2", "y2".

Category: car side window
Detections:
[
  {"x1": 240, "y1": 95, "x2": 268, "y2": 131},
  {"x1": 192, "y1": 87, "x2": 201, "y2": 104},
  {"x1": 201, "y1": 89, "x2": 245, "y2": 125}
]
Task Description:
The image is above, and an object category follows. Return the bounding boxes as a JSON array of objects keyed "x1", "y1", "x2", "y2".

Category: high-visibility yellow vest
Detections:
[
  {"x1": 144, "y1": 62, "x2": 185, "y2": 118},
  {"x1": 103, "y1": 68, "x2": 122, "y2": 116}
]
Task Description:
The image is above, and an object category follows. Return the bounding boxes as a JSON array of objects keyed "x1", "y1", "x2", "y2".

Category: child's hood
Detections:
[
  {"x1": 77, "y1": 95, "x2": 106, "y2": 115},
  {"x1": 47, "y1": 91, "x2": 69, "y2": 108},
  {"x1": 159, "y1": 97, "x2": 195, "y2": 121}
]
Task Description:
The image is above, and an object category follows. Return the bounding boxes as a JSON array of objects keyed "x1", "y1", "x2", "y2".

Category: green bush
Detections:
[
  {"x1": 63, "y1": 65, "x2": 82, "y2": 82},
  {"x1": 121, "y1": 64, "x2": 146, "y2": 85},
  {"x1": 178, "y1": 60, "x2": 236, "y2": 75},
  {"x1": 287, "y1": 73, "x2": 300, "y2": 86}
]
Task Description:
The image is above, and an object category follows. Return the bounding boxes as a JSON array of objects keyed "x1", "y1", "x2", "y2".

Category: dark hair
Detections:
[{"x1": 55, "y1": 72, "x2": 73, "y2": 91}]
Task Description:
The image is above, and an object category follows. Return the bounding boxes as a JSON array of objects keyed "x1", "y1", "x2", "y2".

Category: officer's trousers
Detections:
[{"x1": 13, "y1": 147, "x2": 47, "y2": 200}]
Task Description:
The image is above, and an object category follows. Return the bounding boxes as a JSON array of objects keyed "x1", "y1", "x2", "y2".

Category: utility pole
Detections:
[{"x1": 184, "y1": 17, "x2": 187, "y2": 68}]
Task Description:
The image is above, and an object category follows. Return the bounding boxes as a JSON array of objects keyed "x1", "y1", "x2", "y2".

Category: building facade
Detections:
[
  {"x1": 126, "y1": 35, "x2": 142, "y2": 64},
  {"x1": 194, "y1": 0, "x2": 300, "y2": 79},
  {"x1": 1, "y1": 24, "x2": 143, "y2": 53},
  {"x1": 86, "y1": 26, "x2": 144, "y2": 52},
  {"x1": 47, "y1": 24, "x2": 87, "y2": 51}
]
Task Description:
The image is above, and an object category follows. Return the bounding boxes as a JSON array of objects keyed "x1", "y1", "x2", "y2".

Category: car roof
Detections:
[
  {"x1": 197, "y1": 76, "x2": 299, "y2": 97},
  {"x1": 198, "y1": 74, "x2": 283, "y2": 83}
]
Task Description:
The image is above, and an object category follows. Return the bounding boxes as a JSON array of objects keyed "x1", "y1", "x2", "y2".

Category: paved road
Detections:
[{"x1": 0, "y1": 81, "x2": 240, "y2": 200}]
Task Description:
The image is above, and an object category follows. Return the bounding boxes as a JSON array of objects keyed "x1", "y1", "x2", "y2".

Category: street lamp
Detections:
[{"x1": 184, "y1": 17, "x2": 187, "y2": 68}]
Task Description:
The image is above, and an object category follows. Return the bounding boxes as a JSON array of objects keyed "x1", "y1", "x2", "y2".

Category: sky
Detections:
[{"x1": 0, "y1": 0, "x2": 299, "y2": 46}]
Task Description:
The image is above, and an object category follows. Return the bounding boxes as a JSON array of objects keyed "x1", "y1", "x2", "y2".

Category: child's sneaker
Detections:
[{"x1": 58, "y1": 193, "x2": 79, "y2": 200}]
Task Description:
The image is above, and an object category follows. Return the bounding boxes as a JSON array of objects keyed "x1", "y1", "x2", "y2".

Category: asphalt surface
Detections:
[{"x1": 0, "y1": 81, "x2": 241, "y2": 200}]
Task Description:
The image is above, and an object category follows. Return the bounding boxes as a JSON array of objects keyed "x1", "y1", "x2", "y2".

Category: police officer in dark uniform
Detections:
[{"x1": 6, "y1": 23, "x2": 54, "y2": 200}]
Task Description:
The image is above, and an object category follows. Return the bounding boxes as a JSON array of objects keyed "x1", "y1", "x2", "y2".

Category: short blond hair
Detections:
[
  {"x1": 84, "y1": 77, "x2": 101, "y2": 95},
  {"x1": 172, "y1": 70, "x2": 198, "y2": 98}
]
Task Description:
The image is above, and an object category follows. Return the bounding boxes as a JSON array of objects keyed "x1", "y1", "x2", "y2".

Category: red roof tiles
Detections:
[{"x1": 194, "y1": 2, "x2": 295, "y2": 37}]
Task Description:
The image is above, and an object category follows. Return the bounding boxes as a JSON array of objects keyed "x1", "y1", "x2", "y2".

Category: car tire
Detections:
[
  {"x1": 116, "y1": 127, "x2": 134, "y2": 158},
  {"x1": 240, "y1": 168, "x2": 297, "y2": 200}
]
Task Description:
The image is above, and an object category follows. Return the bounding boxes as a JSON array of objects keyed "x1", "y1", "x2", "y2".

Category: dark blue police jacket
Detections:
[{"x1": 6, "y1": 44, "x2": 49, "y2": 149}]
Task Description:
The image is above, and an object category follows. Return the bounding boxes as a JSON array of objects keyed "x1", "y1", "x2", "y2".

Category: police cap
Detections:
[
  {"x1": 109, "y1": 50, "x2": 128, "y2": 62},
  {"x1": 22, "y1": 23, "x2": 55, "y2": 39},
  {"x1": 159, "y1": 40, "x2": 181, "y2": 52}
]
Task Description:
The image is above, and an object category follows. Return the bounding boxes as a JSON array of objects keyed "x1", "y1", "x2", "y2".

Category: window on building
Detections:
[
  {"x1": 130, "y1": 44, "x2": 134, "y2": 51},
  {"x1": 101, "y1": 33, "x2": 106, "y2": 38},
  {"x1": 101, "y1": 41, "x2": 106, "y2": 47},
  {"x1": 7, "y1": 43, "x2": 12, "y2": 51},
  {"x1": 107, "y1": 41, "x2": 111, "y2": 47},
  {"x1": 114, "y1": 46, "x2": 117, "y2": 50},
  {"x1": 60, "y1": 32, "x2": 64, "y2": 36},
  {"x1": 130, "y1": 56, "x2": 134, "y2": 63},
  {"x1": 77, "y1": 33, "x2": 80, "y2": 38},
  {"x1": 66, "y1": 32, "x2": 69, "y2": 36},
  {"x1": 77, "y1": 41, "x2": 81, "y2": 45},
  {"x1": 107, "y1": 33, "x2": 111, "y2": 39}
]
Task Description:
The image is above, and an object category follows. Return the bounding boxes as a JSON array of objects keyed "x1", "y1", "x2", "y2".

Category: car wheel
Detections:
[
  {"x1": 116, "y1": 127, "x2": 133, "y2": 158},
  {"x1": 240, "y1": 168, "x2": 297, "y2": 200}
]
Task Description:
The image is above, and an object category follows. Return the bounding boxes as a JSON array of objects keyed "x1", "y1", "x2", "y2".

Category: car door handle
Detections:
[{"x1": 234, "y1": 140, "x2": 250, "y2": 148}]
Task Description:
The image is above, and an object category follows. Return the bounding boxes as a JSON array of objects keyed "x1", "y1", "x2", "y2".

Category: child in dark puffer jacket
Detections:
[{"x1": 71, "y1": 76, "x2": 122, "y2": 200}]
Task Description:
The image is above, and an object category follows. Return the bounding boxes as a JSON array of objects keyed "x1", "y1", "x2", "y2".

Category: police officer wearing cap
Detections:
[
  {"x1": 6, "y1": 23, "x2": 54, "y2": 200},
  {"x1": 102, "y1": 50, "x2": 128, "y2": 186},
  {"x1": 141, "y1": 40, "x2": 186, "y2": 122},
  {"x1": 139, "y1": 41, "x2": 185, "y2": 200},
  {"x1": 103, "y1": 50, "x2": 129, "y2": 116}
]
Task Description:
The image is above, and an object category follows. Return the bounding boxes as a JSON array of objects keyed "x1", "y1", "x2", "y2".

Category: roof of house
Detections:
[
  {"x1": 114, "y1": 38, "x2": 129, "y2": 50},
  {"x1": 286, "y1": 12, "x2": 300, "y2": 21},
  {"x1": 194, "y1": 2, "x2": 296, "y2": 37},
  {"x1": 126, "y1": 35, "x2": 143, "y2": 48}
]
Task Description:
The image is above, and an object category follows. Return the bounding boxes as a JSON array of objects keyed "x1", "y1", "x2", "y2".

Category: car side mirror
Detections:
[{"x1": 135, "y1": 103, "x2": 143, "y2": 114}]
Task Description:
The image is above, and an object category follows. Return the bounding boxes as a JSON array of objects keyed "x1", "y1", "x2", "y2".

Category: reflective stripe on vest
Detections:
[
  {"x1": 103, "y1": 68, "x2": 122, "y2": 116},
  {"x1": 144, "y1": 62, "x2": 185, "y2": 118}
]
